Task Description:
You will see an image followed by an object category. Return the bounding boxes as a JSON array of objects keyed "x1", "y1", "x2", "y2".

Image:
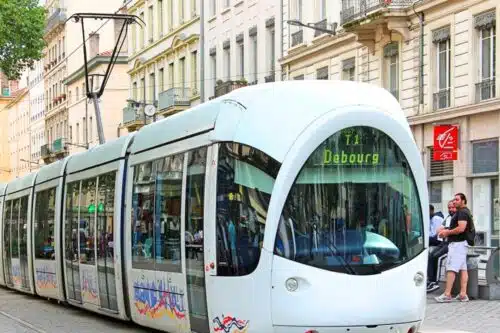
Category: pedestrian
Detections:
[
  {"x1": 427, "y1": 200, "x2": 455, "y2": 293},
  {"x1": 434, "y1": 193, "x2": 473, "y2": 302}
]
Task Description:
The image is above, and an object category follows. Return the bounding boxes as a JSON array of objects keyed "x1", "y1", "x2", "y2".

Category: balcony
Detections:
[
  {"x1": 265, "y1": 73, "x2": 276, "y2": 83},
  {"x1": 476, "y1": 78, "x2": 496, "y2": 103},
  {"x1": 340, "y1": 0, "x2": 413, "y2": 51},
  {"x1": 158, "y1": 87, "x2": 192, "y2": 115},
  {"x1": 40, "y1": 138, "x2": 68, "y2": 164},
  {"x1": 215, "y1": 80, "x2": 248, "y2": 98},
  {"x1": 41, "y1": 144, "x2": 51, "y2": 160},
  {"x1": 45, "y1": 8, "x2": 66, "y2": 36},
  {"x1": 122, "y1": 105, "x2": 145, "y2": 132},
  {"x1": 52, "y1": 138, "x2": 66, "y2": 155},
  {"x1": 291, "y1": 30, "x2": 304, "y2": 47},
  {"x1": 433, "y1": 89, "x2": 451, "y2": 110},
  {"x1": 314, "y1": 19, "x2": 328, "y2": 37}
]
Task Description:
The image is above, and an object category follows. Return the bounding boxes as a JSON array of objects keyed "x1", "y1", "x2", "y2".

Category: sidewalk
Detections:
[{"x1": 419, "y1": 290, "x2": 500, "y2": 333}]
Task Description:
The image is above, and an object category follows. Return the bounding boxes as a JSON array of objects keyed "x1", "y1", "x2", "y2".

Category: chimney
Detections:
[{"x1": 89, "y1": 32, "x2": 100, "y2": 58}]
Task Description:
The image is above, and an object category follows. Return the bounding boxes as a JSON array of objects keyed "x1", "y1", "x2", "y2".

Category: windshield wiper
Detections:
[{"x1": 314, "y1": 225, "x2": 357, "y2": 275}]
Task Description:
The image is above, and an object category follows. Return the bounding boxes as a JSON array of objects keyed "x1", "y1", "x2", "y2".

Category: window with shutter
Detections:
[{"x1": 429, "y1": 147, "x2": 454, "y2": 177}]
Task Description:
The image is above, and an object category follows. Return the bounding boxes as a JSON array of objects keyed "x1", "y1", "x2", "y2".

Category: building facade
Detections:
[
  {"x1": 28, "y1": 60, "x2": 46, "y2": 165},
  {"x1": 42, "y1": 0, "x2": 69, "y2": 164},
  {"x1": 203, "y1": 0, "x2": 282, "y2": 100},
  {"x1": 279, "y1": 0, "x2": 499, "y2": 248},
  {"x1": 7, "y1": 74, "x2": 32, "y2": 178},
  {"x1": 124, "y1": 0, "x2": 201, "y2": 133}
]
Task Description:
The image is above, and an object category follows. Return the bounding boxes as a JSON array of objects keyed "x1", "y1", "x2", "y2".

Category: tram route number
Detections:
[{"x1": 322, "y1": 131, "x2": 380, "y2": 166}]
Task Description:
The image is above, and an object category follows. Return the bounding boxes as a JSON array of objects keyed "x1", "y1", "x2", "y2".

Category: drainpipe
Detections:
[
  {"x1": 413, "y1": 2, "x2": 424, "y2": 113},
  {"x1": 200, "y1": 0, "x2": 205, "y2": 102},
  {"x1": 280, "y1": 0, "x2": 284, "y2": 59}
]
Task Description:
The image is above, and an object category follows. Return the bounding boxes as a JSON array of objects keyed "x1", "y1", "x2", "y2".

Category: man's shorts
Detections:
[{"x1": 446, "y1": 240, "x2": 468, "y2": 273}]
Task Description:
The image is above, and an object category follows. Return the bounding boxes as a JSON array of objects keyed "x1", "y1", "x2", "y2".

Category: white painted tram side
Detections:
[{"x1": 0, "y1": 80, "x2": 429, "y2": 333}]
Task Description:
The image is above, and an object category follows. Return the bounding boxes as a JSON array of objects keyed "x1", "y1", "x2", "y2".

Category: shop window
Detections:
[{"x1": 472, "y1": 139, "x2": 499, "y2": 174}]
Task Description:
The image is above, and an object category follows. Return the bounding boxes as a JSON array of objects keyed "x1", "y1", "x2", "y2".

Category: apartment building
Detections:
[
  {"x1": 42, "y1": 0, "x2": 69, "y2": 164},
  {"x1": 124, "y1": 0, "x2": 201, "y2": 133},
  {"x1": 7, "y1": 74, "x2": 32, "y2": 178},
  {"x1": 64, "y1": 2, "x2": 129, "y2": 155},
  {"x1": 28, "y1": 60, "x2": 46, "y2": 165},
  {"x1": 0, "y1": 72, "x2": 15, "y2": 181},
  {"x1": 280, "y1": 0, "x2": 499, "y2": 248},
  {"x1": 203, "y1": 0, "x2": 282, "y2": 100}
]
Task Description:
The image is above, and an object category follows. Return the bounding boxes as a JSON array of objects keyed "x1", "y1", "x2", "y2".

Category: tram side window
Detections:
[
  {"x1": 132, "y1": 161, "x2": 155, "y2": 269},
  {"x1": 11, "y1": 199, "x2": 20, "y2": 259},
  {"x1": 216, "y1": 142, "x2": 281, "y2": 276},
  {"x1": 131, "y1": 153, "x2": 184, "y2": 272},
  {"x1": 80, "y1": 178, "x2": 97, "y2": 265},
  {"x1": 65, "y1": 182, "x2": 80, "y2": 262},
  {"x1": 155, "y1": 154, "x2": 184, "y2": 272},
  {"x1": 96, "y1": 172, "x2": 116, "y2": 262},
  {"x1": 35, "y1": 188, "x2": 57, "y2": 260}
]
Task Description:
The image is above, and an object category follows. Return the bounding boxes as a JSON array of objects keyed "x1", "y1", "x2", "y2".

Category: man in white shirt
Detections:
[{"x1": 427, "y1": 201, "x2": 455, "y2": 293}]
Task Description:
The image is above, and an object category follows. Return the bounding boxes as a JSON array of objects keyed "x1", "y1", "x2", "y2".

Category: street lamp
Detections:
[{"x1": 286, "y1": 19, "x2": 338, "y2": 36}]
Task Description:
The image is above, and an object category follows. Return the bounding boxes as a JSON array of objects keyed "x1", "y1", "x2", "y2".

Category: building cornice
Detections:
[
  {"x1": 127, "y1": 16, "x2": 200, "y2": 63},
  {"x1": 128, "y1": 33, "x2": 200, "y2": 75},
  {"x1": 279, "y1": 32, "x2": 356, "y2": 66},
  {"x1": 408, "y1": 98, "x2": 500, "y2": 126},
  {"x1": 64, "y1": 55, "x2": 128, "y2": 85}
]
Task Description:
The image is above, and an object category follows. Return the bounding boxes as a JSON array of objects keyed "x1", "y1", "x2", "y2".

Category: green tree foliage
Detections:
[{"x1": 0, "y1": 0, "x2": 46, "y2": 80}]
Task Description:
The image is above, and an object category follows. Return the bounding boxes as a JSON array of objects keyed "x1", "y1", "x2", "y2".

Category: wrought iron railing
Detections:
[
  {"x1": 265, "y1": 73, "x2": 275, "y2": 83},
  {"x1": 340, "y1": 0, "x2": 413, "y2": 25},
  {"x1": 123, "y1": 106, "x2": 143, "y2": 125},
  {"x1": 214, "y1": 80, "x2": 247, "y2": 97},
  {"x1": 433, "y1": 88, "x2": 450, "y2": 110},
  {"x1": 41, "y1": 144, "x2": 51, "y2": 158},
  {"x1": 291, "y1": 30, "x2": 303, "y2": 47},
  {"x1": 45, "y1": 8, "x2": 66, "y2": 34},
  {"x1": 314, "y1": 19, "x2": 328, "y2": 37},
  {"x1": 158, "y1": 87, "x2": 192, "y2": 110},
  {"x1": 476, "y1": 78, "x2": 496, "y2": 103}
]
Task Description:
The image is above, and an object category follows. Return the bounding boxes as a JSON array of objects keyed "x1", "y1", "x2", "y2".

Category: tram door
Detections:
[
  {"x1": 3, "y1": 200, "x2": 12, "y2": 286},
  {"x1": 184, "y1": 148, "x2": 209, "y2": 333},
  {"x1": 19, "y1": 196, "x2": 30, "y2": 289},
  {"x1": 95, "y1": 172, "x2": 118, "y2": 311},
  {"x1": 64, "y1": 182, "x2": 82, "y2": 303},
  {"x1": 65, "y1": 175, "x2": 119, "y2": 310}
]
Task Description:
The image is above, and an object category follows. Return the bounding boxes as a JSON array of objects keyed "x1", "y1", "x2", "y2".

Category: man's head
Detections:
[
  {"x1": 454, "y1": 193, "x2": 467, "y2": 209},
  {"x1": 429, "y1": 204, "x2": 435, "y2": 217},
  {"x1": 447, "y1": 200, "x2": 456, "y2": 215}
]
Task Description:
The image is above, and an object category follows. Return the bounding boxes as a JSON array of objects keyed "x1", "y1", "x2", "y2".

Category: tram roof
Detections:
[
  {"x1": 65, "y1": 133, "x2": 135, "y2": 175},
  {"x1": 6, "y1": 172, "x2": 36, "y2": 195},
  {"x1": 34, "y1": 158, "x2": 66, "y2": 185},
  {"x1": 0, "y1": 183, "x2": 6, "y2": 197},
  {"x1": 129, "y1": 80, "x2": 406, "y2": 162}
]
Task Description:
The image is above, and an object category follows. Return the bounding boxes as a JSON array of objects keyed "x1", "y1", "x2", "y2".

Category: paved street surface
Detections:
[
  {"x1": 0, "y1": 287, "x2": 149, "y2": 333},
  {"x1": 421, "y1": 291, "x2": 500, "y2": 333},
  {"x1": 0, "y1": 286, "x2": 498, "y2": 332}
]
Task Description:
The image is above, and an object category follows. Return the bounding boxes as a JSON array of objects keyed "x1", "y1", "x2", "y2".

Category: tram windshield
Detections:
[{"x1": 274, "y1": 126, "x2": 424, "y2": 275}]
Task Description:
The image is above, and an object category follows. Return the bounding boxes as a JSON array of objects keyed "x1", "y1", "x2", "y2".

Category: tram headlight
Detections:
[
  {"x1": 413, "y1": 271, "x2": 425, "y2": 286},
  {"x1": 285, "y1": 278, "x2": 299, "y2": 292}
]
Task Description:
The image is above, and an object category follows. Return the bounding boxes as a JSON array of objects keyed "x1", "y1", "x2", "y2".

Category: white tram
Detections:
[{"x1": 0, "y1": 80, "x2": 429, "y2": 333}]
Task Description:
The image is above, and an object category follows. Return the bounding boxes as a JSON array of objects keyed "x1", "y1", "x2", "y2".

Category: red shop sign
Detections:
[
  {"x1": 433, "y1": 125, "x2": 459, "y2": 151},
  {"x1": 433, "y1": 150, "x2": 458, "y2": 161}
]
